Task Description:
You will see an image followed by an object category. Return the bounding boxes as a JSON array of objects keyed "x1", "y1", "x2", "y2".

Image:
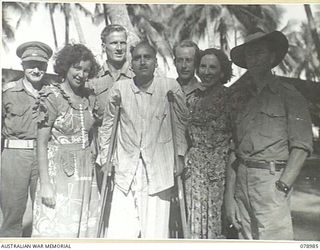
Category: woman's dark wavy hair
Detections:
[
  {"x1": 53, "y1": 44, "x2": 100, "y2": 79},
  {"x1": 197, "y1": 48, "x2": 232, "y2": 84}
]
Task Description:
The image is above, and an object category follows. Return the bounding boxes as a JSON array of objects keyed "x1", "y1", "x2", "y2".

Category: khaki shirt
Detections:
[
  {"x1": 87, "y1": 60, "x2": 134, "y2": 111},
  {"x1": 99, "y1": 77, "x2": 189, "y2": 194},
  {"x1": 228, "y1": 74, "x2": 313, "y2": 162},
  {"x1": 2, "y1": 78, "x2": 45, "y2": 140}
]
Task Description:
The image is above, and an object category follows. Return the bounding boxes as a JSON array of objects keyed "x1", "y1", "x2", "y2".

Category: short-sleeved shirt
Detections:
[
  {"x1": 2, "y1": 78, "x2": 47, "y2": 140},
  {"x1": 87, "y1": 60, "x2": 134, "y2": 111},
  {"x1": 228, "y1": 74, "x2": 313, "y2": 162}
]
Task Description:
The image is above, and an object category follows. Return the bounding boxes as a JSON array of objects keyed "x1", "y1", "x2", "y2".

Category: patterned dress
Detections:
[
  {"x1": 32, "y1": 83, "x2": 101, "y2": 238},
  {"x1": 185, "y1": 85, "x2": 231, "y2": 239}
]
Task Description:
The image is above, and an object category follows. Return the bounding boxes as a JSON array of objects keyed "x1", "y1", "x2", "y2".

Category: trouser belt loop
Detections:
[{"x1": 270, "y1": 160, "x2": 276, "y2": 175}]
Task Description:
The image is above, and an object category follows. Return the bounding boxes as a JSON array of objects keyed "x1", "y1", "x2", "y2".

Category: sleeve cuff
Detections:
[{"x1": 290, "y1": 141, "x2": 313, "y2": 156}]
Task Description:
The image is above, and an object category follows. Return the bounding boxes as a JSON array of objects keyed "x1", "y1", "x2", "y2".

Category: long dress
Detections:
[
  {"x1": 185, "y1": 84, "x2": 231, "y2": 239},
  {"x1": 32, "y1": 83, "x2": 101, "y2": 238}
]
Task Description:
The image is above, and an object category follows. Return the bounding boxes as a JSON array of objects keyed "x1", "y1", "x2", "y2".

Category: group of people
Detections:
[{"x1": 0, "y1": 24, "x2": 313, "y2": 240}]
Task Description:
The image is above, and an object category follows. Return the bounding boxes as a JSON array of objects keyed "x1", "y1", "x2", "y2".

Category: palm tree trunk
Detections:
[
  {"x1": 205, "y1": 5, "x2": 215, "y2": 48},
  {"x1": 105, "y1": 4, "x2": 140, "y2": 47},
  {"x1": 218, "y1": 18, "x2": 229, "y2": 55},
  {"x1": 63, "y1": 4, "x2": 70, "y2": 45},
  {"x1": 103, "y1": 4, "x2": 108, "y2": 26},
  {"x1": 138, "y1": 17, "x2": 173, "y2": 66},
  {"x1": 304, "y1": 4, "x2": 320, "y2": 63},
  {"x1": 71, "y1": 4, "x2": 85, "y2": 44},
  {"x1": 49, "y1": 7, "x2": 58, "y2": 50}
]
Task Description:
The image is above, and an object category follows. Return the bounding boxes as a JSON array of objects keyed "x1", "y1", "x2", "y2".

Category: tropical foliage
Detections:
[
  {"x1": 2, "y1": 2, "x2": 37, "y2": 49},
  {"x1": 45, "y1": 3, "x2": 93, "y2": 48},
  {"x1": 281, "y1": 5, "x2": 320, "y2": 81},
  {"x1": 2, "y1": 2, "x2": 319, "y2": 81},
  {"x1": 168, "y1": 5, "x2": 283, "y2": 53}
]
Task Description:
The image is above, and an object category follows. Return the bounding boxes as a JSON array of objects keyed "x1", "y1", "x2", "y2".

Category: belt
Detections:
[
  {"x1": 3, "y1": 139, "x2": 36, "y2": 149},
  {"x1": 239, "y1": 158, "x2": 286, "y2": 172}
]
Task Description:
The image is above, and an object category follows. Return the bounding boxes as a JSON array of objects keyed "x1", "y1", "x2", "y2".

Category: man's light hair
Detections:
[
  {"x1": 173, "y1": 40, "x2": 200, "y2": 66},
  {"x1": 100, "y1": 24, "x2": 127, "y2": 43}
]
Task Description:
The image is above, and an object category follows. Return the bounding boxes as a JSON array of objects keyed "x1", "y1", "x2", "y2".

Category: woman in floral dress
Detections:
[
  {"x1": 185, "y1": 48, "x2": 232, "y2": 238},
  {"x1": 32, "y1": 44, "x2": 101, "y2": 237}
]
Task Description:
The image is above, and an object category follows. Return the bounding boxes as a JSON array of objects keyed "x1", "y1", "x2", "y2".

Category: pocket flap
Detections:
[
  {"x1": 260, "y1": 101, "x2": 285, "y2": 117},
  {"x1": 8, "y1": 104, "x2": 30, "y2": 116}
]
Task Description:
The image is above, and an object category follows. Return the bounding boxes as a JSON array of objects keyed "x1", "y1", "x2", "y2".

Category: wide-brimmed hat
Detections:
[
  {"x1": 16, "y1": 41, "x2": 53, "y2": 62},
  {"x1": 230, "y1": 28, "x2": 288, "y2": 69}
]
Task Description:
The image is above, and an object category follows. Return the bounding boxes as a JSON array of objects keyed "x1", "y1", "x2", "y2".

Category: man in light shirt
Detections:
[{"x1": 99, "y1": 41, "x2": 189, "y2": 238}]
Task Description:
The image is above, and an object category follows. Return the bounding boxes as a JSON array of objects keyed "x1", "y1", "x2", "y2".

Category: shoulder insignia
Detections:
[{"x1": 2, "y1": 81, "x2": 17, "y2": 92}]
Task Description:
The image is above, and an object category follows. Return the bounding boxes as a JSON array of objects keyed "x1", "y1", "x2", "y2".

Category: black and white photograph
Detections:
[{"x1": 1, "y1": 1, "x2": 320, "y2": 243}]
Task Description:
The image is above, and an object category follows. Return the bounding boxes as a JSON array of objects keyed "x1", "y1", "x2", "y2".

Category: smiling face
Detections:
[
  {"x1": 103, "y1": 31, "x2": 127, "y2": 65},
  {"x1": 131, "y1": 44, "x2": 157, "y2": 83},
  {"x1": 22, "y1": 60, "x2": 47, "y2": 85},
  {"x1": 66, "y1": 60, "x2": 92, "y2": 90},
  {"x1": 198, "y1": 54, "x2": 223, "y2": 87},
  {"x1": 174, "y1": 46, "x2": 196, "y2": 84}
]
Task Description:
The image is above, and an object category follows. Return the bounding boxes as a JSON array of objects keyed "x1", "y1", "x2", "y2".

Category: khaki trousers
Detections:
[
  {"x1": 234, "y1": 163, "x2": 293, "y2": 240},
  {"x1": 0, "y1": 148, "x2": 38, "y2": 237}
]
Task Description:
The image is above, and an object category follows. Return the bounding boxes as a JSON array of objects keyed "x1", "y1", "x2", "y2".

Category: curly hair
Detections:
[
  {"x1": 197, "y1": 48, "x2": 232, "y2": 84},
  {"x1": 53, "y1": 44, "x2": 100, "y2": 79}
]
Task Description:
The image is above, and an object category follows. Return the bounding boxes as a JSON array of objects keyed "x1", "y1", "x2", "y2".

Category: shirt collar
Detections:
[
  {"x1": 130, "y1": 77, "x2": 156, "y2": 95},
  {"x1": 242, "y1": 72, "x2": 279, "y2": 95},
  {"x1": 267, "y1": 75, "x2": 281, "y2": 94},
  {"x1": 100, "y1": 60, "x2": 134, "y2": 79},
  {"x1": 177, "y1": 76, "x2": 202, "y2": 96}
]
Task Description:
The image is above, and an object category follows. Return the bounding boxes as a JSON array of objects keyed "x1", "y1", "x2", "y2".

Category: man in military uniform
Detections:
[
  {"x1": 0, "y1": 41, "x2": 53, "y2": 237},
  {"x1": 88, "y1": 24, "x2": 134, "y2": 112},
  {"x1": 173, "y1": 40, "x2": 201, "y2": 100},
  {"x1": 88, "y1": 24, "x2": 134, "y2": 191},
  {"x1": 224, "y1": 28, "x2": 313, "y2": 240}
]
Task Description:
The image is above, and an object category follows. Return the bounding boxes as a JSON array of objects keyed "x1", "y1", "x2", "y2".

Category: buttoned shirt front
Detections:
[
  {"x1": 228, "y1": 74, "x2": 313, "y2": 162},
  {"x1": 2, "y1": 78, "x2": 47, "y2": 140},
  {"x1": 99, "y1": 77, "x2": 189, "y2": 194}
]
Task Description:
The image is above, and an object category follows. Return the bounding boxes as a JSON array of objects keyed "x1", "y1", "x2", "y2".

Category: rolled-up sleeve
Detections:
[
  {"x1": 99, "y1": 84, "x2": 121, "y2": 165},
  {"x1": 285, "y1": 88, "x2": 313, "y2": 154},
  {"x1": 171, "y1": 85, "x2": 190, "y2": 156}
]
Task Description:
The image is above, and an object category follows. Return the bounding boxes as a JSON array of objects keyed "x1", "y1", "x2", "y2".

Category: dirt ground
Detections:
[{"x1": 0, "y1": 159, "x2": 319, "y2": 239}]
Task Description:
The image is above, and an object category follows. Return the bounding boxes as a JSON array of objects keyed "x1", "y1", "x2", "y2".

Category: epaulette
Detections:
[{"x1": 2, "y1": 81, "x2": 17, "y2": 92}]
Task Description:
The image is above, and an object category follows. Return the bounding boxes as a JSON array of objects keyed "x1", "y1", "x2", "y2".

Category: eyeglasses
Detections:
[{"x1": 22, "y1": 61, "x2": 48, "y2": 71}]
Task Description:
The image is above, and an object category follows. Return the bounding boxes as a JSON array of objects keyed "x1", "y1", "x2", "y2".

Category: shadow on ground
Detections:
[{"x1": 291, "y1": 157, "x2": 320, "y2": 241}]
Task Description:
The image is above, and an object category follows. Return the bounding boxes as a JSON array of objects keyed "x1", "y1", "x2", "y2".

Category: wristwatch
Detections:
[{"x1": 275, "y1": 180, "x2": 291, "y2": 195}]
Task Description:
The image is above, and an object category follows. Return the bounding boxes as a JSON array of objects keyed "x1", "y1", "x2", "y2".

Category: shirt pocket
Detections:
[
  {"x1": 259, "y1": 102, "x2": 286, "y2": 138},
  {"x1": 155, "y1": 111, "x2": 172, "y2": 143},
  {"x1": 6, "y1": 103, "x2": 30, "y2": 117}
]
